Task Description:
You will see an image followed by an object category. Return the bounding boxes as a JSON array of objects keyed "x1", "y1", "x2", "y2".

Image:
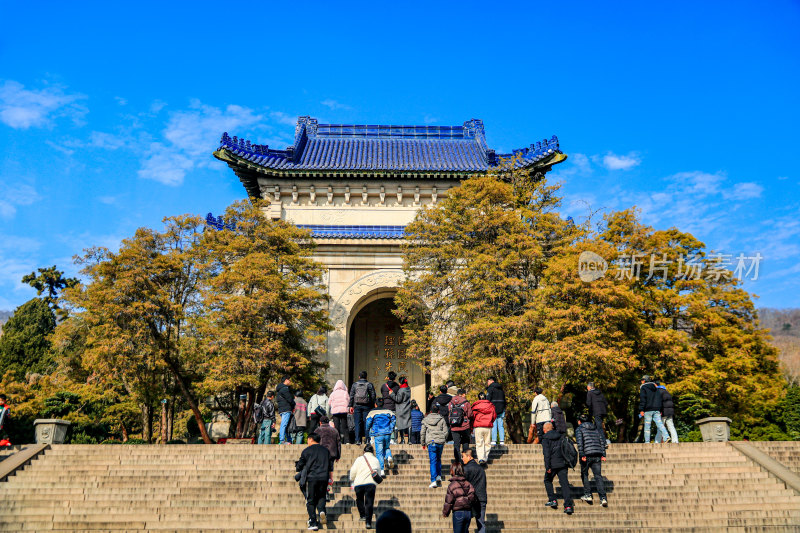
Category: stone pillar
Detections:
[{"x1": 695, "y1": 417, "x2": 732, "y2": 442}]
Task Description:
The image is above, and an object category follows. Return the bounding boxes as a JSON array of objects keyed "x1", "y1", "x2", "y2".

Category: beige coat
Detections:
[
  {"x1": 531, "y1": 394, "x2": 552, "y2": 424},
  {"x1": 349, "y1": 452, "x2": 381, "y2": 487}
]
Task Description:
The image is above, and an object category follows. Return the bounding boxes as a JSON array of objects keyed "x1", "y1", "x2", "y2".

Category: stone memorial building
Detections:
[{"x1": 214, "y1": 117, "x2": 565, "y2": 405}]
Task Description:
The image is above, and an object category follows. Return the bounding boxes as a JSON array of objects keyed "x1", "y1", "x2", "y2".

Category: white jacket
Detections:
[
  {"x1": 531, "y1": 394, "x2": 552, "y2": 424},
  {"x1": 349, "y1": 453, "x2": 381, "y2": 487},
  {"x1": 308, "y1": 394, "x2": 329, "y2": 416}
]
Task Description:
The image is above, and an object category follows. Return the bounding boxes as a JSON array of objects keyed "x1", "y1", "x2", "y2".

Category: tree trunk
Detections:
[
  {"x1": 235, "y1": 389, "x2": 247, "y2": 439},
  {"x1": 160, "y1": 400, "x2": 168, "y2": 444},
  {"x1": 243, "y1": 390, "x2": 256, "y2": 438},
  {"x1": 121, "y1": 421, "x2": 129, "y2": 442},
  {"x1": 141, "y1": 404, "x2": 153, "y2": 443},
  {"x1": 163, "y1": 356, "x2": 213, "y2": 444},
  {"x1": 167, "y1": 398, "x2": 174, "y2": 441}
]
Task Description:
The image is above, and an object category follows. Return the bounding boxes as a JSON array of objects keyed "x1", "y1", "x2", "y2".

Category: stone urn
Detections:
[
  {"x1": 34, "y1": 419, "x2": 71, "y2": 444},
  {"x1": 695, "y1": 417, "x2": 732, "y2": 442}
]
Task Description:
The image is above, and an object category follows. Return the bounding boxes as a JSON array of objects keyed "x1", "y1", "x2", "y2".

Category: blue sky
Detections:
[{"x1": 0, "y1": 1, "x2": 798, "y2": 310}]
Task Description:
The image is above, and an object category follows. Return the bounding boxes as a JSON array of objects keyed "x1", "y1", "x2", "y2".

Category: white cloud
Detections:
[
  {"x1": 321, "y1": 99, "x2": 351, "y2": 111},
  {"x1": 600, "y1": 151, "x2": 641, "y2": 171},
  {"x1": 89, "y1": 131, "x2": 127, "y2": 150},
  {"x1": 270, "y1": 111, "x2": 297, "y2": 126},
  {"x1": 725, "y1": 182, "x2": 763, "y2": 200},
  {"x1": 670, "y1": 170, "x2": 725, "y2": 195},
  {"x1": 423, "y1": 115, "x2": 440, "y2": 124},
  {"x1": 0, "y1": 182, "x2": 40, "y2": 218},
  {"x1": 150, "y1": 100, "x2": 167, "y2": 114},
  {"x1": 138, "y1": 101, "x2": 265, "y2": 186},
  {"x1": 114, "y1": 96, "x2": 127, "y2": 106},
  {"x1": 0, "y1": 80, "x2": 87, "y2": 129}
]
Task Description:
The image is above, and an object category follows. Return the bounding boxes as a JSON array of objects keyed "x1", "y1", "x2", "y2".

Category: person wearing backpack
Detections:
[
  {"x1": 421, "y1": 403, "x2": 449, "y2": 488},
  {"x1": 541, "y1": 421, "x2": 575, "y2": 514},
  {"x1": 366, "y1": 398, "x2": 396, "y2": 476},
  {"x1": 381, "y1": 371, "x2": 400, "y2": 412},
  {"x1": 328, "y1": 380, "x2": 350, "y2": 444},
  {"x1": 276, "y1": 376, "x2": 296, "y2": 445},
  {"x1": 308, "y1": 386, "x2": 329, "y2": 435},
  {"x1": 531, "y1": 387, "x2": 552, "y2": 443},
  {"x1": 551, "y1": 401, "x2": 567, "y2": 435},
  {"x1": 448, "y1": 389, "x2": 472, "y2": 464},
  {"x1": 255, "y1": 391, "x2": 276, "y2": 444},
  {"x1": 349, "y1": 443, "x2": 382, "y2": 529},
  {"x1": 575, "y1": 414, "x2": 608, "y2": 507},
  {"x1": 349, "y1": 371, "x2": 377, "y2": 445}
]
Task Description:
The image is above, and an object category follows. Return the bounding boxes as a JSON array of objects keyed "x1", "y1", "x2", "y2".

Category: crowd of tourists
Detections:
[{"x1": 273, "y1": 372, "x2": 679, "y2": 531}]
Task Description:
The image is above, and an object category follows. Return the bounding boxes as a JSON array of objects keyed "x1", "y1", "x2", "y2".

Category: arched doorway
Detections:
[{"x1": 348, "y1": 297, "x2": 429, "y2": 408}]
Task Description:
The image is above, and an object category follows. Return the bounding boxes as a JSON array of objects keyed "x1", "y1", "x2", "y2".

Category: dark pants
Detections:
[
  {"x1": 354, "y1": 484, "x2": 376, "y2": 522},
  {"x1": 593, "y1": 414, "x2": 606, "y2": 441},
  {"x1": 452, "y1": 509, "x2": 472, "y2": 533},
  {"x1": 452, "y1": 429, "x2": 471, "y2": 462},
  {"x1": 472, "y1": 501, "x2": 486, "y2": 533},
  {"x1": 332, "y1": 413, "x2": 349, "y2": 444},
  {"x1": 309, "y1": 414, "x2": 320, "y2": 435},
  {"x1": 536, "y1": 422, "x2": 546, "y2": 441},
  {"x1": 305, "y1": 479, "x2": 327, "y2": 524},
  {"x1": 397, "y1": 428, "x2": 409, "y2": 443},
  {"x1": 580, "y1": 455, "x2": 606, "y2": 498},
  {"x1": 353, "y1": 406, "x2": 370, "y2": 444},
  {"x1": 410, "y1": 430, "x2": 421, "y2": 444},
  {"x1": 544, "y1": 466, "x2": 574, "y2": 507}
]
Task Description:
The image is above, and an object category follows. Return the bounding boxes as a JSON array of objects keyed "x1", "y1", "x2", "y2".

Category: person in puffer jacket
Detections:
[
  {"x1": 470, "y1": 392, "x2": 496, "y2": 464},
  {"x1": 442, "y1": 460, "x2": 476, "y2": 533},
  {"x1": 575, "y1": 414, "x2": 607, "y2": 506},
  {"x1": 421, "y1": 404, "x2": 449, "y2": 487},
  {"x1": 328, "y1": 380, "x2": 351, "y2": 445},
  {"x1": 410, "y1": 400, "x2": 424, "y2": 444},
  {"x1": 366, "y1": 398, "x2": 396, "y2": 475}
]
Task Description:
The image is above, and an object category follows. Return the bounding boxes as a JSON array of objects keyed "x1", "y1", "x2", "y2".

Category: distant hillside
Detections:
[{"x1": 760, "y1": 308, "x2": 800, "y2": 384}]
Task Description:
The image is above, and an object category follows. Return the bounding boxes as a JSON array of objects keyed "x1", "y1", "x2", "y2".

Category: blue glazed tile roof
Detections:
[
  {"x1": 219, "y1": 117, "x2": 560, "y2": 173},
  {"x1": 296, "y1": 225, "x2": 406, "y2": 239}
]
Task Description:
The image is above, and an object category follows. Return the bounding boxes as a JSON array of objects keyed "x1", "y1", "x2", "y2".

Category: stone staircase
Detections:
[
  {"x1": 750, "y1": 441, "x2": 800, "y2": 476},
  {"x1": 2, "y1": 442, "x2": 800, "y2": 532}
]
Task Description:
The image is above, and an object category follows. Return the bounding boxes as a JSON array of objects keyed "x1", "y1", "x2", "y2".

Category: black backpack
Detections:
[
  {"x1": 253, "y1": 401, "x2": 264, "y2": 424},
  {"x1": 560, "y1": 435, "x2": 578, "y2": 468},
  {"x1": 448, "y1": 401, "x2": 467, "y2": 427},
  {"x1": 354, "y1": 382, "x2": 370, "y2": 404}
]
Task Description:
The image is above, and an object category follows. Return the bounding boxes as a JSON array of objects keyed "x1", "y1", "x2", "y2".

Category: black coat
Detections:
[
  {"x1": 575, "y1": 421, "x2": 606, "y2": 457},
  {"x1": 381, "y1": 381, "x2": 399, "y2": 411},
  {"x1": 432, "y1": 393, "x2": 452, "y2": 415},
  {"x1": 349, "y1": 379, "x2": 377, "y2": 407},
  {"x1": 486, "y1": 382, "x2": 506, "y2": 416},
  {"x1": 639, "y1": 382, "x2": 662, "y2": 412},
  {"x1": 586, "y1": 388, "x2": 608, "y2": 417},
  {"x1": 551, "y1": 405, "x2": 567, "y2": 434},
  {"x1": 276, "y1": 383, "x2": 295, "y2": 414},
  {"x1": 296, "y1": 443, "x2": 330, "y2": 485},
  {"x1": 541, "y1": 430, "x2": 567, "y2": 471},
  {"x1": 463, "y1": 460, "x2": 488, "y2": 504},
  {"x1": 660, "y1": 388, "x2": 675, "y2": 418}
]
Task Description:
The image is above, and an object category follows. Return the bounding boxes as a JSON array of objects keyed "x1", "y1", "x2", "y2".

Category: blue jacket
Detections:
[
  {"x1": 366, "y1": 408, "x2": 396, "y2": 437},
  {"x1": 411, "y1": 409, "x2": 424, "y2": 432}
]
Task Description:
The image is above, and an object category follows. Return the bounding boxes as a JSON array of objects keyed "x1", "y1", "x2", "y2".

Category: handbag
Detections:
[
  {"x1": 526, "y1": 423, "x2": 536, "y2": 444},
  {"x1": 363, "y1": 454, "x2": 383, "y2": 484}
]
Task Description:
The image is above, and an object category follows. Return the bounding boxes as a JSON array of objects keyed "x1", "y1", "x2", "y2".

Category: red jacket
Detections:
[{"x1": 470, "y1": 399, "x2": 496, "y2": 429}]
